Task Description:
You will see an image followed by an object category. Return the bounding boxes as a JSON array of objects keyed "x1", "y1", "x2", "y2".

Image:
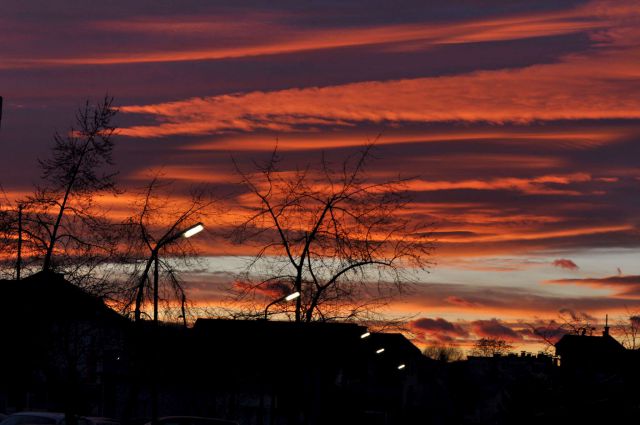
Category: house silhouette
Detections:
[
  {"x1": 0, "y1": 272, "x2": 429, "y2": 425},
  {"x1": 555, "y1": 325, "x2": 626, "y2": 370},
  {"x1": 0, "y1": 271, "x2": 130, "y2": 417}
]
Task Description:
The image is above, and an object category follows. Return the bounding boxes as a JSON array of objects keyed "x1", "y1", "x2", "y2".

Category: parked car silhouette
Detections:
[
  {"x1": 0, "y1": 412, "x2": 67, "y2": 425},
  {"x1": 85, "y1": 418, "x2": 119, "y2": 425},
  {"x1": 143, "y1": 417, "x2": 238, "y2": 425},
  {"x1": 0, "y1": 412, "x2": 110, "y2": 425}
]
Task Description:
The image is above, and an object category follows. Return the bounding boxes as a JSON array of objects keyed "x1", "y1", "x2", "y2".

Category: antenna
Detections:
[{"x1": 604, "y1": 314, "x2": 610, "y2": 336}]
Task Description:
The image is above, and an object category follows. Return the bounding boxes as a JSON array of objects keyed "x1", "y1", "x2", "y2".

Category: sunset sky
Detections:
[{"x1": 1, "y1": 0, "x2": 639, "y2": 351}]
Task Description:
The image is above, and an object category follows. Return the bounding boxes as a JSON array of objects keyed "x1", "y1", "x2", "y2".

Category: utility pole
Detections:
[{"x1": 16, "y1": 204, "x2": 23, "y2": 280}]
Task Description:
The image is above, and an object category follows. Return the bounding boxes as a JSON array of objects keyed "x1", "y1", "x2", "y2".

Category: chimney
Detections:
[{"x1": 603, "y1": 314, "x2": 610, "y2": 336}]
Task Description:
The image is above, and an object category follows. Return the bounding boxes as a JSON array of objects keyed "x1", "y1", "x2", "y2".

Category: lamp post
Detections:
[
  {"x1": 264, "y1": 291, "x2": 300, "y2": 320},
  {"x1": 149, "y1": 222, "x2": 203, "y2": 425},
  {"x1": 149, "y1": 222, "x2": 204, "y2": 326}
]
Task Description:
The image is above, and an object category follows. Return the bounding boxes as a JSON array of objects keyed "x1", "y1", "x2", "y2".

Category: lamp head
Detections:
[
  {"x1": 285, "y1": 291, "x2": 301, "y2": 301},
  {"x1": 183, "y1": 222, "x2": 204, "y2": 238}
]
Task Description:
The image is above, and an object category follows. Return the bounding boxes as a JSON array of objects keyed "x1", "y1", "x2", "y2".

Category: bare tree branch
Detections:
[
  {"x1": 119, "y1": 175, "x2": 216, "y2": 324},
  {"x1": 231, "y1": 143, "x2": 434, "y2": 322}
]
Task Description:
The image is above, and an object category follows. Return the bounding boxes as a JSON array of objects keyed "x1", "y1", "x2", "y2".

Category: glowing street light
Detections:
[
  {"x1": 264, "y1": 291, "x2": 301, "y2": 320},
  {"x1": 398, "y1": 364, "x2": 406, "y2": 370},
  {"x1": 360, "y1": 331, "x2": 371, "y2": 339},
  {"x1": 285, "y1": 291, "x2": 301, "y2": 301},
  {"x1": 182, "y1": 222, "x2": 204, "y2": 238},
  {"x1": 151, "y1": 222, "x2": 205, "y2": 325},
  {"x1": 376, "y1": 348, "x2": 385, "y2": 354}
]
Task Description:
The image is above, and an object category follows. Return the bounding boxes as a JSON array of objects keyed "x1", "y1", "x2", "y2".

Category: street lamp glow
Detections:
[
  {"x1": 376, "y1": 348, "x2": 385, "y2": 354},
  {"x1": 398, "y1": 364, "x2": 406, "y2": 370},
  {"x1": 360, "y1": 332, "x2": 371, "y2": 339},
  {"x1": 264, "y1": 290, "x2": 301, "y2": 319},
  {"x1": 182, "y1": 222, "x2": 204, "y2": 238},
  {"x1": 285, "y1": 291, "x2": 301, "y2": 301}
]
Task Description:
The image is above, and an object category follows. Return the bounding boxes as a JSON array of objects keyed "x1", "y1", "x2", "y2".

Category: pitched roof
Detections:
[
  {"x1": 555, "y1": 333, "x2": 625, "y2": 356},
  {"x1": 0, "y1": 270, "x2": 126, "y2": 324}
]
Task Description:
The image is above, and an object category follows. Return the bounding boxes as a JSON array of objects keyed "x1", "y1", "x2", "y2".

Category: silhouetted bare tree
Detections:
[
  {"x1": 556, "y1": 309, "x2": 598, "y2": 335},
  {"x1": 615, "y1": 310, "x2": 640, "y2": 349},
  {"x1": 423, "y1": 343, "x2": 465, "y2": 362},
  {"x1": 470, "y1": 338, "x2": 513, "y2": 357},
  {"x1": 531, "y1": 309, "x2": 597, "y2": 351},
  {"x1": 34, "y1": 97, "x2": 117, "y2": 270},
  {"x1": 0, "y1": 188, "x2": 19, "y2": 278},
  {"x1": 232, "y1": 144, "x2": 433, "y2": 322},
  {"x1": 1, "y1": 98, "x2": 119, "y2": 290}
]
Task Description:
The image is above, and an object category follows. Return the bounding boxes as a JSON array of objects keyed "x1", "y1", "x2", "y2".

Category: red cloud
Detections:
[
  {"x1": 445, "y1": 296, "x2": 479, "y2": 308},
  {"x1": 409, "y1": 317, "x2": 469, "y2": 341},
  {"x1": 530, "y1": 322, "x2": 568, "y2": 345},
  {"x1": 547, "y1": 275, "x2": 640, "y2": 295},
  {"x1": 470, "y1": 319, "x2": 522, "y2": 341},
  {"x1": 553, "y1": 258, "x2": 579, "y2": 270},
  {"x1": 550, "y1": 275, "x2": 640, "y2": 285},
  {"x1": 232, "y1": 280, "x2": 290, "y2": 299}
]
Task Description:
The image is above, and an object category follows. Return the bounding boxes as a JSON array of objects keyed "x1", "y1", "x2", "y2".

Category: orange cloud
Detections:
[
  {"x1": 435, "y1": 224, "x2": 631, "y2": 244},
  {"x1": 181, "y1": 127, "x2": 624, "y2": 152},
  {"x1": 406, "y1": 173, "x2": 593, "y2": 196},
  {"x1": 118, "y1": 13, "x2": 640, "y2": 137},
  {"x1": 126, "y1": 166, "x2": 237, "y2": 183},
  {"x1": 1, "y1": 4, "x2": 608, "y2": 69}
]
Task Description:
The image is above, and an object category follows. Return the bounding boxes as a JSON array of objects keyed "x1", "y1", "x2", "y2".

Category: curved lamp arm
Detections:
[{"x1": 264, "y1": 291, "x2": 300, "y2": 320}]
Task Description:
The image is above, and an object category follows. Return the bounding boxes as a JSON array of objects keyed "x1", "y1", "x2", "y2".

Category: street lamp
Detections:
[
  {"x1": 150, "y1": 222, "x2": 204, "y2": 325},
  {"x1": 148, "y1": 222, "x2": 203, "y2": 425},
  {"x1": 182, "y1": 223, "x2": 204, "y2": 238},
  {"x1": 264, "y1": 291, "x2": 300, "y2": 320}
]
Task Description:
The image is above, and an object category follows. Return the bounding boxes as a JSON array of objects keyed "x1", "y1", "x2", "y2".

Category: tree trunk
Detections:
[{"x1": 42, "y1": 140, "x2": 90, "y2": 272}]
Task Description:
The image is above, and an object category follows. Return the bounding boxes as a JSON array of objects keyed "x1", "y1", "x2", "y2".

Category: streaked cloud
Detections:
[
  {"x1": 547, "y1": 274, "x2": 640, "y2": 295},
  {"x1": 0, "y1": 4, "x2": 607, "y2": 69},
  {"x1": 119, "y1": 51, "x2": 640, "y2": 138},
  {"x1": 110, "y1": 1, "x2": 640, "y2": 136},
  {"x1": 391, "y1": 282, "x2": 640, "y2": 316}
]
